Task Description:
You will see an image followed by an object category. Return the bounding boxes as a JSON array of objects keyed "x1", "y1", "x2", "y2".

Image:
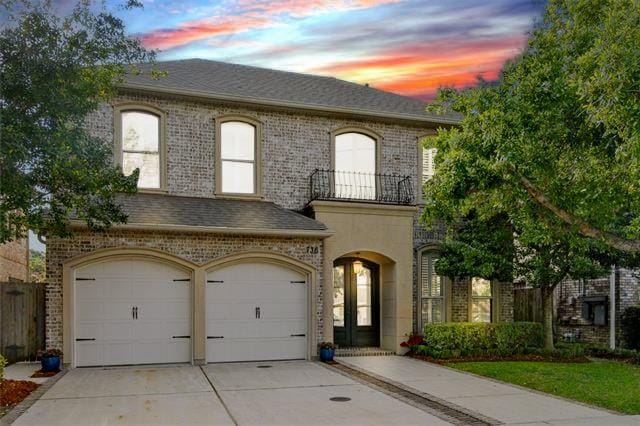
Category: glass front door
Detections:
[{"x1": 333, "y1": 258, "x2": 379, "y2": 347}]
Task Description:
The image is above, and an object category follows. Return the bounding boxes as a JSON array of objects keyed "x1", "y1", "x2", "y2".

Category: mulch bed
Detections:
[
  {"x1": 0, "y1": 379, "x2": 40, "y2": 409},
  {"x1": 31, "y1": 369, "x2": 60, "y2": 378},
  {"x1": 409, "y1": 353, "x2": 591, "y2": 364}
]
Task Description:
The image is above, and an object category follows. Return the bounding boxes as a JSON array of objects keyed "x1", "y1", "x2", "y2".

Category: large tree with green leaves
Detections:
[
  {"x1": 0, "y1": 0, "x2": 158, "y2": 243},
  {"x1": 427, "y1": 0, "x2": 640, "y2": 253},
  {"x1": 423, "y1": 0, "x2": 640, "y2": 348}
]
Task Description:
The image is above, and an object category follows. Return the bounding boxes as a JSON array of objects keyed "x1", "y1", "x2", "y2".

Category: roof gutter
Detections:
[
  {"x1": 117, "y1": 83, "x2": 462, "y2": 126},
  {"x1": 69, "y1": 220, "x2": 334, "y2": 239}
]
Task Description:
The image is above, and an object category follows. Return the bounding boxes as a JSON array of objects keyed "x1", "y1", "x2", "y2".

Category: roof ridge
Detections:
[{"x1": 151, "y1": 58, "x2": 342, "y2": 83}]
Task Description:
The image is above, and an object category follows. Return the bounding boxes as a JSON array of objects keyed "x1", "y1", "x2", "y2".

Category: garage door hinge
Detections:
[
  {"x1": 76, "y1": 278, "x2": 95, "y2": 281},
  {"x1": 75, "y1": 338, "x2": 96, "y2": 341},
  {"x1": 207, "y1": 280, "x2": 224, "y2": 283},
  {"x1": 207, "y1": 336, "x2": 224, "y2": 339},
  {"x1": 173, "y1": 278, "x2": 190, "y2": 282},
  {"x1": 172, "y1": 335, "x2": 191, "y2": 339},
  {"x1": 290, "y1": 280, "x2": 305, "y2": 284}
]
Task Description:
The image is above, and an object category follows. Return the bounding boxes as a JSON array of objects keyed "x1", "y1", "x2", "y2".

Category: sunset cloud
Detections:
[
  {"x1": 126, "y1": 0, "x2": 544, "y2": 100},
  {"x1": 140, "y1": 0, "x2": 400, "y2": 50}
]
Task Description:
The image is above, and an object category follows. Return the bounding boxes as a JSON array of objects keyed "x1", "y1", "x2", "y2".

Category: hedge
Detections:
[
  {"x1": 420, "y1": 322, "x2": 544, "y2": 358},
  {"x1": 621, "y1": 306, "x2": 640, "y2": 351}
]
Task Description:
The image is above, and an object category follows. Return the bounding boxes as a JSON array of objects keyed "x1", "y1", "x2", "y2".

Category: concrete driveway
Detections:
[{"x1": 11, "y1": 361, "x2": 448, "y2": 425}]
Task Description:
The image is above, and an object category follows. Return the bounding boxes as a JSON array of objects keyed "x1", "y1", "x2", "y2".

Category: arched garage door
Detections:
[
  {"x1": 206, "y1": 262, "x2": 307, "y2": 363},
  {"x1": 74, "y1": 259, "x2": 191, "y2": 367}
]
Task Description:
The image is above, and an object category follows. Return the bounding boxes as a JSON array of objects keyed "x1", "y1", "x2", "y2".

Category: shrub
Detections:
[
  {"x1": 585, "y1": 345, "x2": 640, "y2": 365},
  {"x1": 621, "y1": 306, "x2": 640, "y2": 350},
  {"x1": 400, "y1": 333, "x2": 425, "y2": 352},
  {"x1": 0, "y1": 355, "x2": 7, "y2": 380},
  {"x1": 421, "y1": 322, "x2": 544, "y2": 358}
]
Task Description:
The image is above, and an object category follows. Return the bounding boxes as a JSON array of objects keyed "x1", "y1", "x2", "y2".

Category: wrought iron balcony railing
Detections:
[{"x1": 309, "y1": 169, "x2": 414, "y2": 205}]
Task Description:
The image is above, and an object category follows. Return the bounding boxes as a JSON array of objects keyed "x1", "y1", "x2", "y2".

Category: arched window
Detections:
[
  {"x1": 216, "y1": 116, "x2": 261, "y2": 196},
  {"x1": 333, "y1": 131, "x2": 378, "y2": 199},
  {"x1": 115, "y1": 105, "x2": 166, "y2": 190}
]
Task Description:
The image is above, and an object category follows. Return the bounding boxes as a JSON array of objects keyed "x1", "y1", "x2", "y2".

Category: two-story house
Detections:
[{"x1": 45, "y1": 59, "x2": 513, "y2": 367}]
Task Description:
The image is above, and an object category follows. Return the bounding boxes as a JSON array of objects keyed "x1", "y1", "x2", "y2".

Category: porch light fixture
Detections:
[{"x1": 353, "y1": 259, "x2": 364, "y2": 275}]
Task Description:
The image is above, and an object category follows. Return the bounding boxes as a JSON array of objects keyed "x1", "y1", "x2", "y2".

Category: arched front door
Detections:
[{"x1": 333, "y1": 258, "x2": 380, "y2": 347}]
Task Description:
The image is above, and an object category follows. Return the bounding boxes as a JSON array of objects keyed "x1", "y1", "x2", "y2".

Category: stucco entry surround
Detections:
[
  {"x1": 310, "y1": 200, "x2": 417, "y2": 353},
  {"x1": 61, "y1": 247, "x2": 320, "y2": 366}
]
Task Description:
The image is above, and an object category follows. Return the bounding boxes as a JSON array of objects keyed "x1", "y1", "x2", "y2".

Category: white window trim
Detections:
[{"x1": 417, "y1": 133, "x2": 437, "y2": 204}]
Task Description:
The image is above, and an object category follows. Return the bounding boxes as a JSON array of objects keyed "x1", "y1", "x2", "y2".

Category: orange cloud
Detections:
[{"x1": 312, "y1": 35, "x2": 526, "y2": 99}]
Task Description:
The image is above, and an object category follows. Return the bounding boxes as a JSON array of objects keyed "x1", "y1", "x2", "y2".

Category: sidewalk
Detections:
[{"x1": 336, "y1": 356, "x2": 640, "y2": 425}]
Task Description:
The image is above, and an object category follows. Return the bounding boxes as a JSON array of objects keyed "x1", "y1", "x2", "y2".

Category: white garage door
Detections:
[
  {"x1": 206, "y1": 262, "x2": 307, "y2": 363},
  {"x1": 74, "y1": 259, "x2": 191, "y2": 367}
]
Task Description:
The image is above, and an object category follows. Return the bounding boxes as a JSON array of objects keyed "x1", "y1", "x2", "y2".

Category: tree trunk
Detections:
[{"x1": 541, "y1": 285, "x2": 555, "y2": 350}]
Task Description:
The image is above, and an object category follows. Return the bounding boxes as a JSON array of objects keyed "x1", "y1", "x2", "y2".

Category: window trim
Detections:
[
  {"x1": 215, "y1": 114, "x2": 263, "y2": 199},
  {"x1": 330, "y1": 126, "x2": 382, "y2": 174},
  {"x1": 114, "y1": 103, "x2": 167, "y2": 193},
  {"x1": 416, "y1": 245, "x2": 451, "y2": 331},
  {"x1": 468, "y1": 278, "x2": 501, "y2": 323},
  {"x1": 417, "y1": 132, "x2": 437, "y2": 205}
]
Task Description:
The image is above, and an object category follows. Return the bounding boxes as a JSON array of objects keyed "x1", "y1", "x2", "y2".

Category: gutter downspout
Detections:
[{"x1": 610, "y1": 265, "x2": 616, "y2": 349}]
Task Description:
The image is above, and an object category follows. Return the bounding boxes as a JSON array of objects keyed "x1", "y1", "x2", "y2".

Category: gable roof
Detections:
[
  {"x1": 120, "y1": 59, "x2": 460, "y2": 125},
  {"x1": 71, "y1": 193, "x2": 331, "y2": 237}
]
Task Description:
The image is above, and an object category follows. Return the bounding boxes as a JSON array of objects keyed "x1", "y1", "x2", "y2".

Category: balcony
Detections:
[{"x1": 309, "y1": 169, "x2": 414, "y2": 205}]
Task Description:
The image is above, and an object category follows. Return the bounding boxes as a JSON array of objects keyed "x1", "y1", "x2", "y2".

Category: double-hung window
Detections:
[
  {"x1": 116, "y1": 106, "x2": 165, "y2": 190},
  {"x1": 470, "y1": 278, "x2": 493, "y2": 323},
  {"x1": 217, "y1": 118, "x2": 260, "y2": 195},
  {"x1": 419, "y1": 251, "x2": 445, "y2": 329}
]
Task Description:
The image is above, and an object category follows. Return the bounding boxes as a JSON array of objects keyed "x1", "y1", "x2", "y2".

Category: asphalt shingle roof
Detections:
[
  {"x1": 121, "y1": 59, "x2": 460, "y2": 124},
  {"x1": 104, "y1": 193, "x2": 329, "y2": 235}
]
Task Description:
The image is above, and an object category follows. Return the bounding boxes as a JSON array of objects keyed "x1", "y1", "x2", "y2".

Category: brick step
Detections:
[{"x1": 334, "y1": 347, "x2": 395, "y2": 357}]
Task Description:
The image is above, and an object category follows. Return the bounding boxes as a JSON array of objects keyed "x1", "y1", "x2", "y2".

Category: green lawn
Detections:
[{"x1": 448, "y1": 360, "x2": 640, "y2": 414}]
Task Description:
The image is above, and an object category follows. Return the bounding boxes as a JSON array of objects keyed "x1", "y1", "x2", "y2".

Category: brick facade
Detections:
[
  {"x1": 0, "y1": 239, "x2": 28, "y2": 282},
  {"x1": 47, "y1": 91, "x2": 516, "y2": 351},
  {"x1": 86, "y1": 92, "x2": 426, "y2": 210},
  {"x1": 556, "y1": 268, "x2": 639, "y2": 347},
  {"x1": 46, "y1": 230, "x2": 324, "y2": 350}
]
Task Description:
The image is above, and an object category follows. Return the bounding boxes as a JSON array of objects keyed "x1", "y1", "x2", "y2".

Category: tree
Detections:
[
  {"x1": 422, "y1": 0, "x2": 640, "y2": 348},
  {"x1": 29, "y1": 249, "x2": 45, "y2": 282},
  {"x1": 0, "y1": 0, "x2": 159, "y2": 244},
  {"x1": 427, "y1": 0, "x2": 640, "y2": 253}
]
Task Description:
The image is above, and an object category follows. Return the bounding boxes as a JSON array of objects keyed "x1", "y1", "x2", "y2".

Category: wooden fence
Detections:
[
  {"x1": 0, "y1": 282, "x2": 46, "y2": 363},
  {"x1": 514, "y1": 286, "x2": 544, "y2": 323}
]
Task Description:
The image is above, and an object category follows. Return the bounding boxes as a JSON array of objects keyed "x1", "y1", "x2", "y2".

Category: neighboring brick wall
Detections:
[
  {"x1": 45, "y1": 230, "x2": 324, "y2": 350},
  {"x1": 86, "y1": 92, "x2": 428, "y2": 210},
  {"x1": 556, "y1": 269, "x2": 640, "y2": 346},
  {"x1": 0, "y1": 239, "x2": 28, "y2": 282}
]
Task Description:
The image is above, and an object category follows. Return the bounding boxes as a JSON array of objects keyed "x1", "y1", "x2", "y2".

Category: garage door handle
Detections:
[
  {"x1": 207, "y1": 336, "x2": 224, "y2": 339},
  {"x1": 76, "y1": 338, "x2": 96, "y2": 341},
  {"x1": 172, "y1": 335, "x2": 190, "y2": 339},
  {"x1": 290, "y1": 334, "x2": 306, "y2": 337}
]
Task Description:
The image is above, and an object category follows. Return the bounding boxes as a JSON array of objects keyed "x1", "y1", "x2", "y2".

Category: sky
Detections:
[{"x1": 99, "y1": 0, "x2": 545, "y2": 101}]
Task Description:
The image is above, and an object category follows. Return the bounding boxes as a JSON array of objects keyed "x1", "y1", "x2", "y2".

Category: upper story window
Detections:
[
  {"x1": 216, "y1": 116, "x2": 261, "y2": 196},
  {"x1": 333, "y1": 130, "x2": 378, "y2": 200},
  {"x1": 419, "y1": 250, "x2": 445, "y2": 330},
  {"x1": 470, "y1": 277, "x2": 493, "y2": 323},
  {"x1": 115, "y1": 105, "x2": 166, "y2": 190}
]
